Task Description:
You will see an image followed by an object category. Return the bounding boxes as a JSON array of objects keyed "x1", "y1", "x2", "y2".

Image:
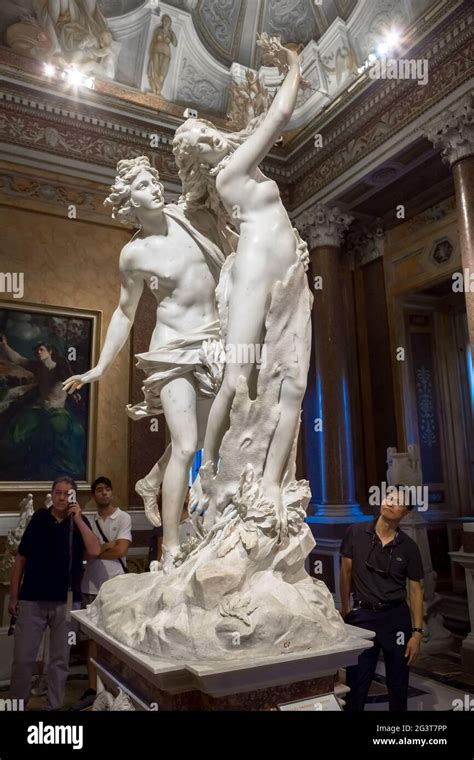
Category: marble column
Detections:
[
  {"x1": 425, "y1": 93, "x2": 474, "y2": 347},
  {"x1": 297, "y1": 203, "x2": 365, "y2": 526}
]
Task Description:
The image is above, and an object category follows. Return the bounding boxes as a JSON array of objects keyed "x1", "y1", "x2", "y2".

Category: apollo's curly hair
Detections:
[{"x1": 104, "y1": 156, "x2": 164, "y2": 227}]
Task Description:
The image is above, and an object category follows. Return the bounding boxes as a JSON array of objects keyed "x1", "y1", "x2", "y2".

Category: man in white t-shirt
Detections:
[{"x1": 79, "y1": 476, "x2": 132, "y2": 705}]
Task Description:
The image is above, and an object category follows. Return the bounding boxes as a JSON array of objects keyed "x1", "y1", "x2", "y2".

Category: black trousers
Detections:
[{"x1": 344, "y1": 602, "x2": 412, "y2": 712}]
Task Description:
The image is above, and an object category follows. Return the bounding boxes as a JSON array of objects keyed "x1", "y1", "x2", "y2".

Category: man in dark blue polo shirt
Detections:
[
  {"x1": 8, "y1": 476, "x2": 100, "y2": 710},
  {"x1": 340, "y1": 487, "x2": 424, "y2": 711}
]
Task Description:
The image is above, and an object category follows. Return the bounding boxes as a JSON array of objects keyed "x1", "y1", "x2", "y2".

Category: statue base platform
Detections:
[{"x1": 72, "y1": 610, "x2": 374, "y2": 711}]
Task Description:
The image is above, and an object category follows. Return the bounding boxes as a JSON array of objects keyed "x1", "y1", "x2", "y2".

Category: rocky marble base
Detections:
[{"x1": 72, "y1": 610, "x2": 373, "y2": 710}]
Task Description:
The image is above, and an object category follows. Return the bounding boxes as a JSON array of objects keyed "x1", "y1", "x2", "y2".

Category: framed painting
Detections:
[{"x1": 0, "y1": 301, "x2": 100, "y2": 490}]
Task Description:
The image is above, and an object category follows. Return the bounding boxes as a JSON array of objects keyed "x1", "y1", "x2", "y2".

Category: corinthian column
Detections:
[
  {"x1": 425, "y1": 94, "x2": 474, "y2": 346},
  {"x1": 297, "y1": 203, "x2": 364, "y2": 524}
]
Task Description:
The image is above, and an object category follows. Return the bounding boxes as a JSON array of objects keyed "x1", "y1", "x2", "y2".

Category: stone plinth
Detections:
[
  {"x1": 73, "y1": 610, "x2": 373, "y2": 710},
  {"x1": 450, "y1": 551, "x2": 474, "y2": 673}
]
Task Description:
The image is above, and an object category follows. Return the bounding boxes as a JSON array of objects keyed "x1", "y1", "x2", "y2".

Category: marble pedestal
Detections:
[
  {"x1": 73, "y1": 610, "x2": 373, "y2": 710},
  {"x1": 450, "y1": 551, "x2": 474, "y2": 674}
]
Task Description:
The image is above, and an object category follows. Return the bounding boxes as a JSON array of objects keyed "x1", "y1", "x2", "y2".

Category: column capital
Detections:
[
  {"x1": 296, "y1": 203, "x2": 354, "y2": 249},
  {"x1": 424, "y1": 93, "x2": 474, "y2": 167},
  {"x1": 345, "y1": 217, "x2": 385, "y2": 268}
]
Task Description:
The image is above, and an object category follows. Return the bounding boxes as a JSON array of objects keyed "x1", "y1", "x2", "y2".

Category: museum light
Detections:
[
  {"x1": 65, "y1": 67, "x2": 83, "y2": 87},
  {"x1": 385, "y1": 29, "x2": 401, "y2": 48},
  {"x1": 43, "y1": 62, "x2": 95, "y2": 90},
  {"x1": 357, "y1": 28, "x2": 402, "y2": 74},
  {"x1": 43, "y1": 63, "x2": 56, "y2": 78},
  {"x1": 377, "y1": 29, "x2": 401, "y2": 56}
]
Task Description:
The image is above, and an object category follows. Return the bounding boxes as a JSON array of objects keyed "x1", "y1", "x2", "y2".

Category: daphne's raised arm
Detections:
[{"x1": 222, "y1": 37, "x2": 301, "y2": 179}]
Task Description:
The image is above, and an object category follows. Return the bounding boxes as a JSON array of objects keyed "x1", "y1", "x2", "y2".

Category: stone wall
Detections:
[{"x1": 0, "y1": 164, "x2": 132, "y2": 509}]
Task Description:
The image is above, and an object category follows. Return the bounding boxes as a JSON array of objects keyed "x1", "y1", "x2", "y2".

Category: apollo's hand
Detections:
[{"x1": 63, "y1": 367, "x2": 103, "y2": 393}]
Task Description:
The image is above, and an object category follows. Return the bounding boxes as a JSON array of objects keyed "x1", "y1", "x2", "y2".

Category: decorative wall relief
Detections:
[
  {"x1": 416, "y1": 366, "x2": 437, "y2": 449},
  {"x1": 226, "y1": 68, "x2": 272, "y2": 131},
  {"x1": 198, "y1": 0, "x2": 240, "y2": 49},
  {"x1": 430, "y1": 238, "x2": 453, "y2": 265},
  {"x1": 265, "y1": 0, "x2": 320, "y2": 47},
  {"x1": 319, "y1": 42, "x2": 358, "y2": 89},
  {"x1": 5, "y1": 0, "x2": 117, "y2": 78},
  {"x1": 409, "y1": 329, "x2": 444, "y2": 484},
  {"x1": 177, "y1": 57, "x2": 223, "y2": 112}
]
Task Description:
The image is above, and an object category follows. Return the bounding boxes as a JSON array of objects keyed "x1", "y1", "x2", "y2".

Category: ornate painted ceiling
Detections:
[
  {"x1": 0, "y1": 0, "x2": 470, "y2": 226},
  {"x1": 0, "y1": 0, "x2": 435, "y2": 126},
  {"x1": 185, "y1": 0, "x2": 359, "y2": 68}
]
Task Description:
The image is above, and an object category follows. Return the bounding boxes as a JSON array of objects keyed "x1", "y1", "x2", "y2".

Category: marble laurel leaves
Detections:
[{"x1": 88, "y1": 257, "x2": 347, "y2": 661}]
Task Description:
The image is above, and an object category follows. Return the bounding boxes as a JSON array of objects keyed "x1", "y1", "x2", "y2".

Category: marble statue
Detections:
[
  {"x1": 173, "y1": 34, "x2": 310, "y2": 532},
  {"x1": 33, "y1": 0, "x2": 110, "y2": 56},
  {"x1": 0, "y1": 493, "x2": 34, "y2": 583},
  {"x1": 147, "y1": 15, "x2": 177, "y2": 96},
  {"x1": 64, "y1": 156, "x2": 226, "y2": 569},
  {"x1": 84, "y1": 35, "x2": 347, "y2": 662},
  {"x1": 387, "y1": 444, "x2": 422, "y2": 487}
]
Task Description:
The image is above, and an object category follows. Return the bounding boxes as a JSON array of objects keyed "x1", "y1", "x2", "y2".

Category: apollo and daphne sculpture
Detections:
[{"x1": 64, "y1": 35, "x2": 347, "y2": 660}]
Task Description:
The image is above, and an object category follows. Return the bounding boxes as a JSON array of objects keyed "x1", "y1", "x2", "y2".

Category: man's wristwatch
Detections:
[{"x1": 412, "y1": 627, "x2": 424, "y2": 634}]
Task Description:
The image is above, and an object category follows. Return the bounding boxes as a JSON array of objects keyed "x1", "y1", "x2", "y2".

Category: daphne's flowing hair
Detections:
[{"x1": 172, "y1": 115, "x2": 264, "y2": 227}]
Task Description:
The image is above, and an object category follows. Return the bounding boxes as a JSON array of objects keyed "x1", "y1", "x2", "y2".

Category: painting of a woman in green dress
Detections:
[{"x1": 0, "y1": 307, "x2": 93, "y2": 482}]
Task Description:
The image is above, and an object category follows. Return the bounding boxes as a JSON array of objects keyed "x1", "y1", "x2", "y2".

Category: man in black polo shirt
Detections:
[
  {"x1": 8, "y1": 476, "x2": 100, "y2": 710},
  {"x1": 340, "y1": 487, "x2": 424, "y2": 712}
]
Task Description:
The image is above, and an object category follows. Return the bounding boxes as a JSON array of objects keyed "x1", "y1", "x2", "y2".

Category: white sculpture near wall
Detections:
[
  {"x1": 0, "y1": 493, "x2": 34, "y2": 583},
  {"x1": 92, "y1": 688, "x2": 135, "y2": 711},
  {"x1": 84, "y1": 34, "x2": 347, "y2": 662},
  {"x1": 386, "y1": 444, "x2": 422, "y2": 487}
]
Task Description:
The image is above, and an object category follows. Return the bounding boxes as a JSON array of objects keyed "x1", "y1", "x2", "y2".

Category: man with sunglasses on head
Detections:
[{"x1": 340, "y1": 486, "x2": 424, "y2": 712}]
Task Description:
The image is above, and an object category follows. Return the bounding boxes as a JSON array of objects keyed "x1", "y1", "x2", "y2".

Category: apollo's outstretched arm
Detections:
[{"x1": 63, "y1": 249, "x2": 144, "y2": 393}]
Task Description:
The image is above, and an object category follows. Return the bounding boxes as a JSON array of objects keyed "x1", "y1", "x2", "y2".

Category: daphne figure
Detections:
[{"x1": 172, "y1": 37, "x2": 310, "y2": 534}]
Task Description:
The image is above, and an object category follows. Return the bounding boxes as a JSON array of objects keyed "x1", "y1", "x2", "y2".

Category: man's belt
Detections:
[{"x1": 354, "y1": 599, "x2": 404, "y2": 611}]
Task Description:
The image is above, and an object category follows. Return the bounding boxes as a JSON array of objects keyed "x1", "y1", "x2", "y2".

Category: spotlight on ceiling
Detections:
[
  {"x1": 385, "y1": 29, "x2": 401, "y2": 48},
  {"x1": 84, "y1": 77, "x2": 95, "y2": 90},
  {"x1": 43, "y1": 63, "x2": 56, "y2": 78},
  {"x1": 65, "y1": 67, "x2": 83, "y2": 87}
]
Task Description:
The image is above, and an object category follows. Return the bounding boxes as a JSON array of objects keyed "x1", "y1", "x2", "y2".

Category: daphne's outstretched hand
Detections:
[{"x1": 257, "y1": 33, "x2": 299, "y2": 74}]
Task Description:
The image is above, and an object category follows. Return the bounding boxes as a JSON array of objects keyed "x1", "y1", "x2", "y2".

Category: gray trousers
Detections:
[{"x1": 10, "y1": 600, "x2": 72, "y2": 710}]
